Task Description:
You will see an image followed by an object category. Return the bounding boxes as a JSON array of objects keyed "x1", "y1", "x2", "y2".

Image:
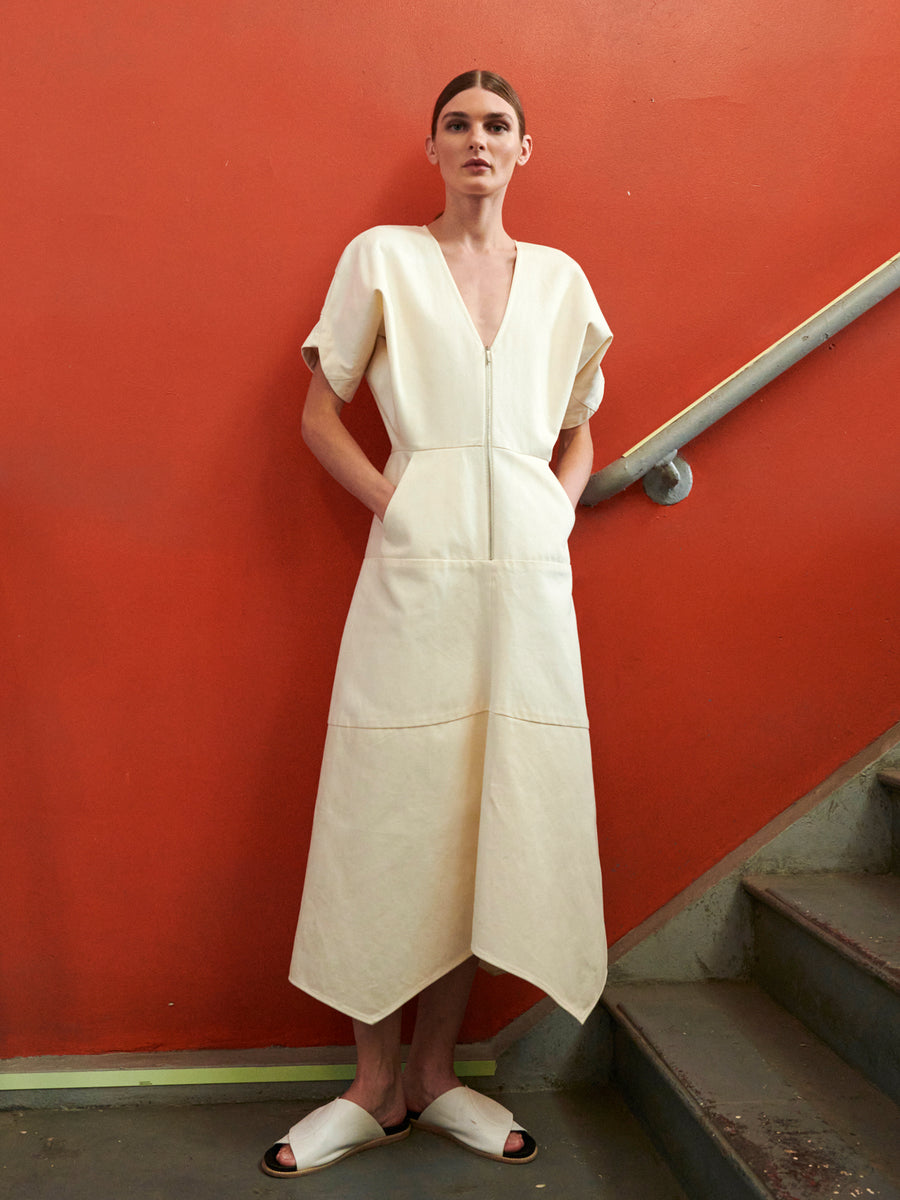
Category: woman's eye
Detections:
[{"x1": 488, "y1": 123, "x2": 510, "y2": 134}]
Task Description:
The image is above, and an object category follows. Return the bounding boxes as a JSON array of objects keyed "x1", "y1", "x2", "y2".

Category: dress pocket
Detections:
[
  {"x1": 490, "y1": 452, "x2": 577, "y2": 563},
  {"x1": 547, "y1": 466, "x2": 577, "y2": 537},
  {"x1": 380, "y1": 453, "x2": 416, "y2": 540},
  {"x1": 371, "y1": 447, "x2": 487, "y2": 560}
]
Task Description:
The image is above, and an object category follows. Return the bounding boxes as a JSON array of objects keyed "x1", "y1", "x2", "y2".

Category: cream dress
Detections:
[{"x1": 289, "y1": 225, "x2": 612, "y2": 1024}]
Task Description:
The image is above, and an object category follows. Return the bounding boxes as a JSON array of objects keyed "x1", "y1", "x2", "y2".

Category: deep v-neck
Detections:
[{"x1": 423, "y1": 225, "x2": 521, "y2": 349}]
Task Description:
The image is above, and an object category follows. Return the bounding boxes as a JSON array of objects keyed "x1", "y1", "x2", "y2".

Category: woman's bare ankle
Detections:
[
  {"x1": 344, "y1": 1074, "x2": 406, "y2": 1128},
  {"x1": 402, "y1": 1066, "x2": 460, "y2": 1115}
]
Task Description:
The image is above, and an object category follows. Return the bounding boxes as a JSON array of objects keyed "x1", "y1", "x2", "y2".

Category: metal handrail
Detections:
[{"x1": 581, "y1": 251, "x2": 900, "y2": 506}]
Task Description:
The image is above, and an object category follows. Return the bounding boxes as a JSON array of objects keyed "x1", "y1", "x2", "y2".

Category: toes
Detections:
[
  {"x1": 504, "y1": 1131, "x2": 525, "y2": 1154},
  {"x1": 276, "y1": 1145, "x2": 296, "y2": 1168}
]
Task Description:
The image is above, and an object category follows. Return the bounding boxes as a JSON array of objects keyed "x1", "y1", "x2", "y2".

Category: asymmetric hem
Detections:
[{"x1": 290, "y1": 948, "x2": 477, "y2": 1027}]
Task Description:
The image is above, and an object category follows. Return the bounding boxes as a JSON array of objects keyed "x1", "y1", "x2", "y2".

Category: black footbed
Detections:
[
  {"x1": 382, "y1": 1117, "x2": 412, "y2": 1136},
  {"x1": 262, "y1": 1143, "x2": 297, "y2": 1175},
  {"x1": 505, "y1": 1131, "x2": 537, "y2": 1160}
]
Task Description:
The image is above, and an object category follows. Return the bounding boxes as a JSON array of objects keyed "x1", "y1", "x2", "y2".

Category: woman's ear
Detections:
[
  {"x1": 517, "y1": 134, "x2": 534, "y2": 166},
  {"x1": 425, "y1": 136, "x2": 438, "y2": 164}
]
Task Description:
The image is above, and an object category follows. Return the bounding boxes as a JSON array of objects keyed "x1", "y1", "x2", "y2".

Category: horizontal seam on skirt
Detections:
[
  {"x1": 328, "y1": 709, "x2": 589, "y2": 732},
  {"x1": 387, "y1": 443, "x2": 482, "y2": 453},
  {"x1": 491, "y1": 445, "x2": 553, "y2": 461},
  {"x1": 364, "y1": 555, "x2": 572, "y2": 565},
  {"x1": 388, "y1": 444, "x2": 553, "y2": 462}
]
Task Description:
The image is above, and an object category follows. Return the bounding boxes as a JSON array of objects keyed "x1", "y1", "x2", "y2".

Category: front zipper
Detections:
[{"x1": 485, "y1": 347, "x2": 494, "y2": 562}]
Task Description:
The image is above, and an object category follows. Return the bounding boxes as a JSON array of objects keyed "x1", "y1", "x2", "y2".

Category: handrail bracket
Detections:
[{"x1": 643, "y1": 453, "x2": 693, "y2": 505}]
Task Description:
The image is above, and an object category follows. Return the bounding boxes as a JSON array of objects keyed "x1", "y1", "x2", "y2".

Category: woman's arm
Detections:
[
  {"x1": 553, "y1": 420, "x2": 594, "y2": 508},
  {"x1": 301, "y1": 362, "x2": 395, "y2": 521}
]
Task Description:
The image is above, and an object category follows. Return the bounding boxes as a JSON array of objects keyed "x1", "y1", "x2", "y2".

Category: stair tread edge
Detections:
[{"x1": 605, "y1": 979, "x2": 900, "y2": 1190}]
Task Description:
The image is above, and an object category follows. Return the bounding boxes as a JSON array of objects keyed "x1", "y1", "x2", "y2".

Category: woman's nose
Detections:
[{"x1": 469, "y1": 127, "x2": 486, "y2": 149}]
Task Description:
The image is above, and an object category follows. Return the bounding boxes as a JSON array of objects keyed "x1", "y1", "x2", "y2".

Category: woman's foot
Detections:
[
  {"x1": 403, "y1": 1073, "x2": 525, "y2": 1156},
  {"x1": 274, "y1": 1077, "x2": 407, "y2": 1170},
  {"x1": 262, "y1": 1097, "x2": 410, "y2": 1177}
]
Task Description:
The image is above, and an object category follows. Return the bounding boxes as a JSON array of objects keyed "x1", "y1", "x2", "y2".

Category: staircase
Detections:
[{"x1": 603, "y1": 768, "x2": 900, "y2": 1199}]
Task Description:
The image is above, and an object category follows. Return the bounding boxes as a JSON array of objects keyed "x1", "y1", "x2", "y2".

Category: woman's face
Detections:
[{"x1": 426, "y1": 87, "x2": 532, "y2": 197}]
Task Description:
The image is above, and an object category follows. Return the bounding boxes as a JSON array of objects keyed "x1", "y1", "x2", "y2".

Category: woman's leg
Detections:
[
  {"x1": 403, "y1": 956, "x2": 523, "y2": 1155},
  {"x1": 402, "y1": 956, "x2": 478, "y2": 1111},
  {"x1": 344, "y1": 1008, "x2": 406, "y2": 1126},
  {"x1": 274, "y1": 1006, "x2": 405, "y2": 1169}
]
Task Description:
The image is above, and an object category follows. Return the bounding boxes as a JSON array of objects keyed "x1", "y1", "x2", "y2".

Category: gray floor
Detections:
[{"x1": 1, "y1": 1087, "x2": 688, "y2": 1200}]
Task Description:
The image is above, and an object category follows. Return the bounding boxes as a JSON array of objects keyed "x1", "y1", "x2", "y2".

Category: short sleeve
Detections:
[
  {"x1": 302, "y1": 233, "x2": 385, "y2": 403},
  {"x1": 562, "y1": 289, "x2": 613, "y2": 429}
]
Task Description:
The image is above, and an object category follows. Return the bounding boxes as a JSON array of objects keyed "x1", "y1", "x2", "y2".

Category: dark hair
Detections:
[{"x1": 430, "y1": 70, "x2": 526, "y2": 140}]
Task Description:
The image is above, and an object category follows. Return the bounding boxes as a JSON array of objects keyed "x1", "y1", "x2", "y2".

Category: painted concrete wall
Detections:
[{"x1": 3, "y1": 0, "x2": 898, "y2": 1057}]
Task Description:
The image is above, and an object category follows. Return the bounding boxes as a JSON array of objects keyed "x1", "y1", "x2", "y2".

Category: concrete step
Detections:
[
  {"x1": 745, "y1": 872, "x2": 900, "y2": 1104},
  {"x1": 605, "y1": 979, "x2": 900, "y2": 1200}
]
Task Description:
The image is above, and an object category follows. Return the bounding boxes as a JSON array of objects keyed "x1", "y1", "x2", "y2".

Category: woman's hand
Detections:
[
  {"x1": 301, "y1": 363, "x2": 395, "y2": 520},
  {"x1": 553, "y1": 420, "x2": 593, "y2": 509}
]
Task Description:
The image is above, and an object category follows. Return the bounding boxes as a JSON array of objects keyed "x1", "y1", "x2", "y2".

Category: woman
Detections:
[{"x1": 262, "y1": 69, "x2": 612, "y2": 1178}]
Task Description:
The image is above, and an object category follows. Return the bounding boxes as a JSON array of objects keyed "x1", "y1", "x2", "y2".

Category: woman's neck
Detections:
[{"x1": 429, "y1": 191, "x2": 514, "y2": 253}]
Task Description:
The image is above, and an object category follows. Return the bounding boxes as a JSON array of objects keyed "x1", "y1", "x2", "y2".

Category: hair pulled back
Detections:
[{"x1": 430, "y1": 70, "x2": 526, "y2": 140}]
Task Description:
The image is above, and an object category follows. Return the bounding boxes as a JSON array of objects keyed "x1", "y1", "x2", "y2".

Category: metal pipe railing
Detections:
[{"x1": 581, "y1": 251, "x2": 900, "y2": 506}]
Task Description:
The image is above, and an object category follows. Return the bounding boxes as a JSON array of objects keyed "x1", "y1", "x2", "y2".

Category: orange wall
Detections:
[{"x1": 2, "y1": 0, "x2": 898, "y2": 1057}]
